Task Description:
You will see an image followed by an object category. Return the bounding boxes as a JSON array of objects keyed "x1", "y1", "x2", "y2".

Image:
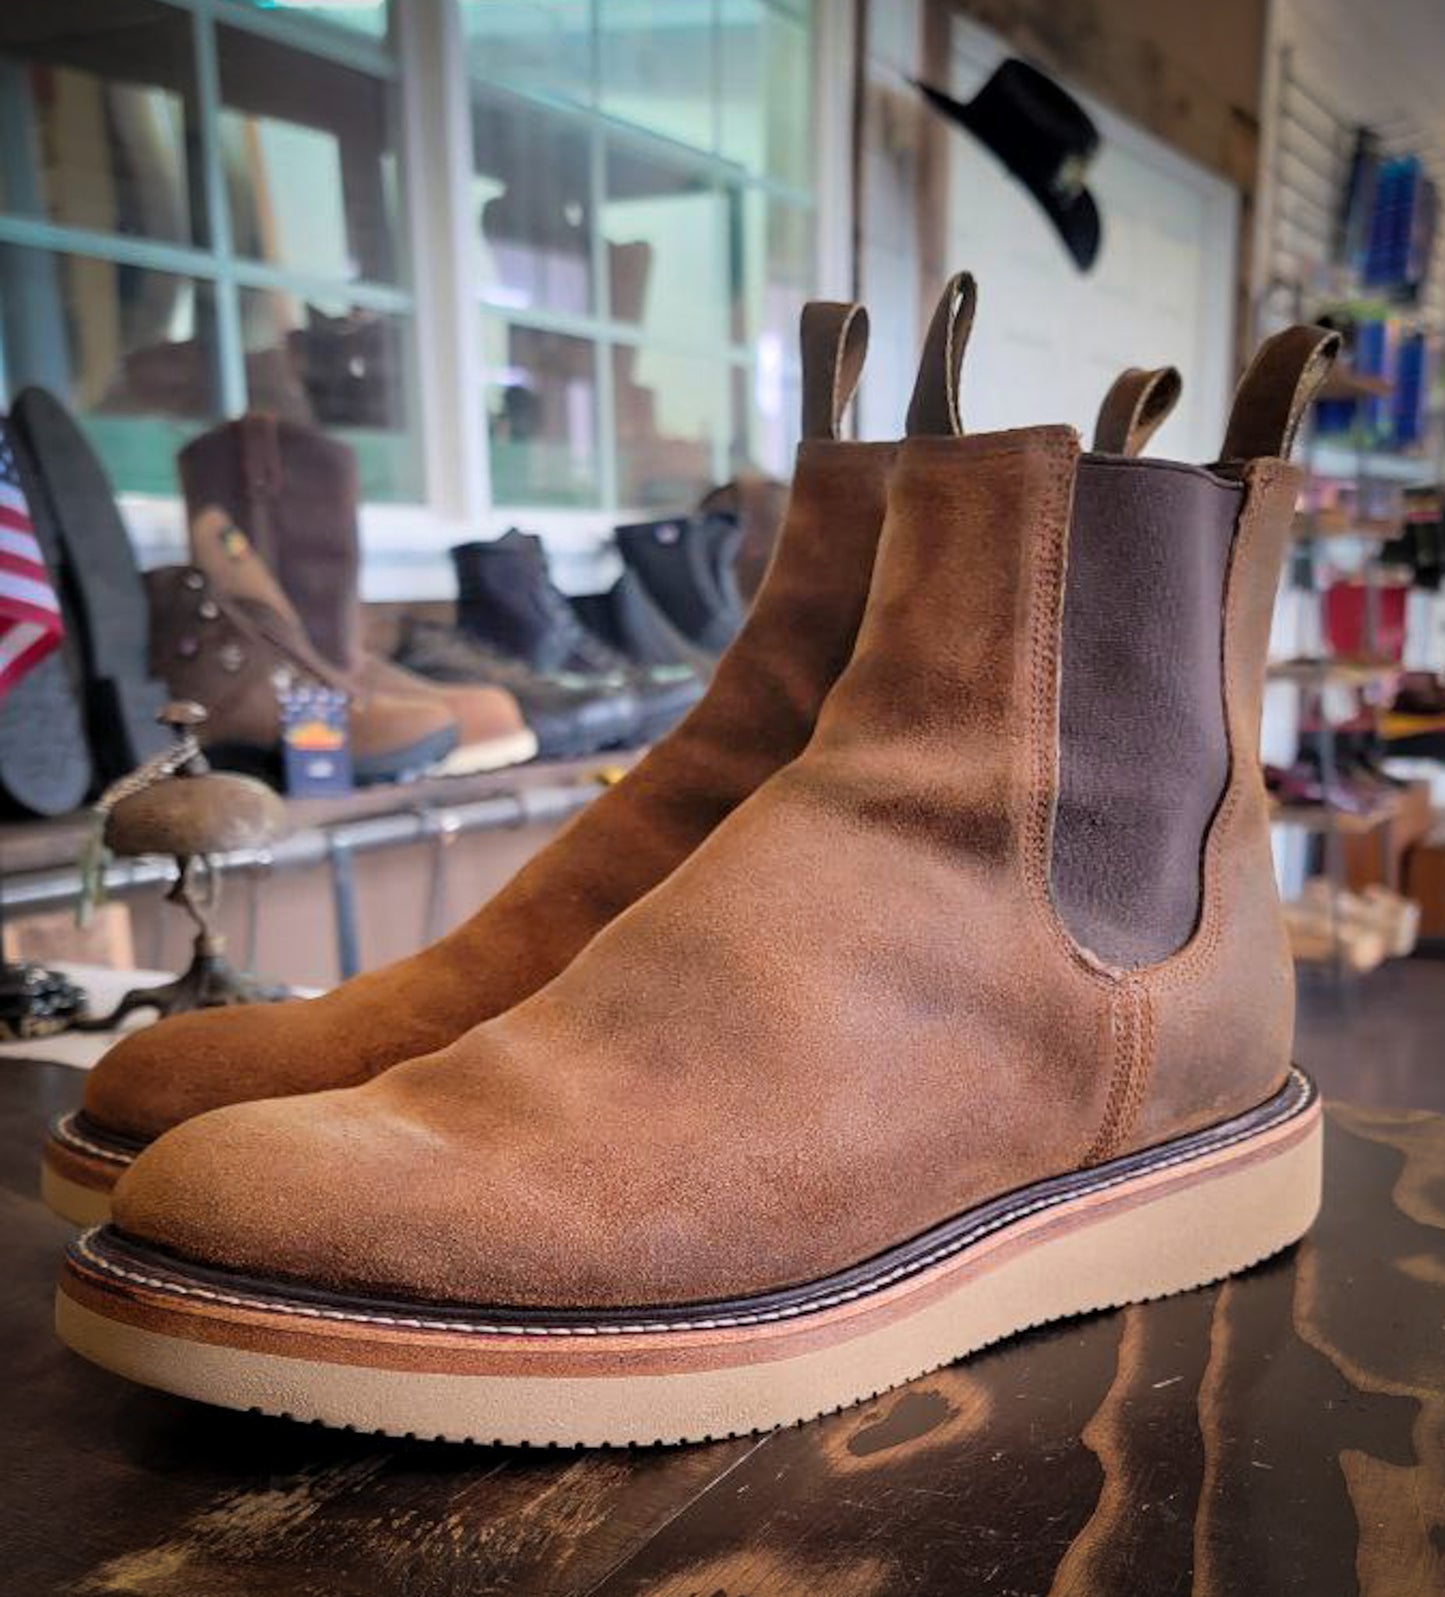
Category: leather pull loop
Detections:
[
  {"x1": 1221, "y1": 324, "x2": 1342, "y2": 462},
  {"x1": 906, "y1": 271, "x2": 978, "y2": 438},
  {"x1": 1091, "y1": 366, "x2": 1182, "y2": 456},
  {"x1": 799, "y1": 302, "x2": 869, "y2": 441}
]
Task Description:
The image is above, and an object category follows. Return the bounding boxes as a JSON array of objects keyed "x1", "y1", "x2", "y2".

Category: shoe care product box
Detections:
[{"x1": 277, "y1": 681, "x2": 354, "y2": 796}]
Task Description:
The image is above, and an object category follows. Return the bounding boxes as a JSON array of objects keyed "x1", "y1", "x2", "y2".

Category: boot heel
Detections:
[{"x1": 980, "y1": 1086, "x2": 1323, "y2": 1331}]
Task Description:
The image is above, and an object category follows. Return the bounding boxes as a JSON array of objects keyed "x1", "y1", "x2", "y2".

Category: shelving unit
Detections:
[{"x1": 1259, "y1": 44, "x2": 1445, "y2": 979}]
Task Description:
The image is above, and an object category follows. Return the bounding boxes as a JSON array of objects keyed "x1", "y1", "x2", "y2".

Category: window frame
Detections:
[
  {"x1": 0, "y1": 0, "x2": 843, "y2": 600},
  {"x1": 461, "y1": 3, "x2": 820, "y2": 527}
]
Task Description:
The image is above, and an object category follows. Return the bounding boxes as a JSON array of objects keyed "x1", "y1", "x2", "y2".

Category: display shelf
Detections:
[
  {"x1": 1309, "y1": 442, "x2": 1438, "y2": 485},
  {"x1": 1284, "y1": 923, "x2": 1388, "y2": 973},
  {"x1": 1265, "y1": 657, "x2": 1400, "y2": 687},
  {"x1": 1290, "y1": 508, "x2": 1399, "y2": 541},
  {"x1": 0, "y1": 751, "x2": 639, "y2": 891},
  {"x1": 1269, "y1": 795, "x2": 1403, "y2": 836}
]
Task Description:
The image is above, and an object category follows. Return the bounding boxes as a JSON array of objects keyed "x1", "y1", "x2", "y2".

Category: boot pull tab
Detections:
[
  {"x1": 906, "y1": 271, "x2": 978, "y2": 437},
  {"x1": 1221, "y1": 324, "x2": 1342, "y2": 463},
  {"x1": 799, "y1": 302, "x2": 869, "y2": 441},
  {"x1": 1092, "y1": 366, "x2": 1182, "y2": 456}
]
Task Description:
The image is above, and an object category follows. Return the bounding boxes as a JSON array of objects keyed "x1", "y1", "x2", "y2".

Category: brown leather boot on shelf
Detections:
[
  {"x1": 179, "y1": 415, "x2": 360, "y2": 671},
  {"x1": 57, "y1": 319, "x2": 1340, "y2": 1447},
  {"x1": 178, "y1": 416, "x2": 537, "y2": 776},
  {"x1": 42, "y1": 290, "x2": 900, "y2": 1223},
  {"x1": 143, "y1": 555, "x2": 458, "y2": 786}
]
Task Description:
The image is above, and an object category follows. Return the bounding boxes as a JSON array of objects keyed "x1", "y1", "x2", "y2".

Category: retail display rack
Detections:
[{"x1": 1259, "y1": 46, "x2": 1445, "y2": 978}]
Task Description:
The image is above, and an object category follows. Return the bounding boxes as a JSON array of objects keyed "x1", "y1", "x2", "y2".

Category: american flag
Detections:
[{"x1": 0, "y1": 421, "x2": 64, "y2": 700}]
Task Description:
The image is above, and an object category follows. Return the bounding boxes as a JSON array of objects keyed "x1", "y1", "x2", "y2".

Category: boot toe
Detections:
[
  {"x1": 83, "y1": 995, "x2": 379, "y2": 1145},
  {"x1": 111, "y1": 1094, "x2": 376, "y2": 1284},
  {"x1": 105, "y1": 1057, "x2": 679, "y2": 1309},
  {"x1": 86, "y1": 1006, "x2": 297, "y2": 1144}
]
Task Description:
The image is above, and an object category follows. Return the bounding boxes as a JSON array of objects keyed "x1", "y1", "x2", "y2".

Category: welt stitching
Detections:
[
  {"x1": 71, "y1": 1074, "x2": 1313, "y2": 1339},
  {"x1": 51, "y1": 1115, "x2": 134, "y2": 1168}
]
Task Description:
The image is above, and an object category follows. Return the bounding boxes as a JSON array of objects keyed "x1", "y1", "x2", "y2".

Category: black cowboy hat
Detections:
[{"x1": 913, "y1": 59, "x2": 1102, "y2": 271}]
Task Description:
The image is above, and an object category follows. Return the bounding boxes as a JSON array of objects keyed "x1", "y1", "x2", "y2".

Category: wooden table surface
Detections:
[{"x1": 3, "y1": 1058, "x2": 1442, "y2": 1596}]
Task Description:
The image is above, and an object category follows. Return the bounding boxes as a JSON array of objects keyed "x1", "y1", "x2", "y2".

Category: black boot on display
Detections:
[
  {"x1": 615, "y1": 511, "x2": 746, "y2": 657},
  {"x1": 452, "y1": 532, "x2": 703, "y2": 745}
]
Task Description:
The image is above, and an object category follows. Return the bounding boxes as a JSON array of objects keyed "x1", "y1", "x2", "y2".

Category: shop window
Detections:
[
  {"x1": 229, "y1": 1, "x2": 391, "y2": 40},
  {"x1": 239, "y1": 287, "x2": 418, "y2": 501},
  {"x1": 598, "y1": 0, "x2": 717, "y2": 152},
  {"x1": 483, "y1": 321, "x2": 602, "y2": 509},
  {"x1": 473, "y1": 90, "x2": 594, "y2": 318},
  {"x1": 464, "y1": 0, "x2": 815, "y2": 506},
  {"x1": 0, "y1": 0, "x2": 417, "y2": 502},
  {"x1": 719, "y1": 0, "x2": 814, "y2": 189},
  {"x1": 603, "y1": 142, "x2": 727, "y2": 340},
  {"x1": 614, "y1": 344, "x2": 725, "y2": 509},
  {"x1": 0, "y1": 242, "x2": 220, "y2": 495},
  {"x1": 459, "y1": 0, "x2": 594, "y2": 110},
  {"x1": 218, "y1": 23, "x2": 402, "y2": 283}
]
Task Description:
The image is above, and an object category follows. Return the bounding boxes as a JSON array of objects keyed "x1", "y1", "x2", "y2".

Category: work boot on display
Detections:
[
  {"x1": 179, "y1": 415, "x2": 363, "y2": 672},
  {"x1": 452, "y1": 532, "x2": 704, "y2": 745},
  {"x1": 568, "y1": 566, "x2": 718, "y2": 678},
  {"x1": 179, "y1": 416, "x2": 535, "y2": 777},
  {"x1": 614, "y1": 510, "x2": 747, "y2": 657},
  {"x1": 144, "y1": 533, "x2": 459, "y2": 791},
  {"x1": 392, "y1": 616, "x2": 642, "y2": 760},
  {"x1": 41, "y1": 293, "x2": 899, "y2": 1224},
  {"x1": 56, "y1": 320, "x2": 1338, "y2": 1446}
]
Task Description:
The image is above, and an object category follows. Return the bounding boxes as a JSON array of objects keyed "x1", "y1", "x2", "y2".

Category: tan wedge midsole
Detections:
[
  {"x1": 42, "y1": 1113, "x2": 134, "y2": 1223},
  {"x1": 41, "y1": 1163, "x2": 116, "y2": 1228},
  {"x1": 56, "y1": 1077, "x2": 1321, "y2": 1446}
]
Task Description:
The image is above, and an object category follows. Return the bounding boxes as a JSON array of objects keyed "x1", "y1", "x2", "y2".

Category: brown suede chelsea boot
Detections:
[
  {"x1": 41, "y1": 293, "x2": 898, "y2": 1225},
  {"x1": 57, "y1": 317, "x2": 1337, "y2": 1447}
]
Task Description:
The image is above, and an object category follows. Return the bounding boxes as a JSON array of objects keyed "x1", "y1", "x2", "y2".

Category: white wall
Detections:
[{"x1": 855, "y1": 9, "x2": 1239, "y2": 461}]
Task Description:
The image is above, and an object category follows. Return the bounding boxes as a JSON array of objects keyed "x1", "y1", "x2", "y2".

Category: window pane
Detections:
[
  {"x1": 229, "y1": 1, "x2": 391, "y2": 40},
  {"x1": 239, "y1": 287, "x2": 420, "y2": 501},
  {"x1": 473, "y1": 91, "x2": 593, "y2": 317},
  {"x1": 599, "y1": 0, "x2": 716, "y2": 151},
  {"x1": 733, "y1": 349, "x2": 798, "y2": 479},
  {"x1": 0, "y1": 243, "x2": 218, "y2": 493},
  {"x1": 615, "y1": 345, "x2": 722, "y2": 507},
  {"x1": 604, "y1": 143, "x2": 725, "y2": 348},
  {"x1": 719, "y1": 2, "x2": 812, "y2": 187},
  {"x1": 483, "y1": 320, "x2": 600, "y2": 507},
  {"x1": 459, "y1": 0, "x2": 593, "y2": 107},
  {"x1": 218, "y1": 24, "x2": 401, "y2": 282},
  {"x1": 732, "y1": 190, "x2": 811, "y2": 347},
  {"x1": 0, "y1": 0, "x2": 199, "y2": 245}
]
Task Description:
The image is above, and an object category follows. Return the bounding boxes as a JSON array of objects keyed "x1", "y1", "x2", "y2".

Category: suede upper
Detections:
[{"x1": 87, "y1": 437, "x2": 895, "y2": 1141}]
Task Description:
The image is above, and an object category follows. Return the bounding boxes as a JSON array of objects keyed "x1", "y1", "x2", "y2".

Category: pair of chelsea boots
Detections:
[{"x1": 51, "y1": 275, "x2": 1339, "y2": 1447}]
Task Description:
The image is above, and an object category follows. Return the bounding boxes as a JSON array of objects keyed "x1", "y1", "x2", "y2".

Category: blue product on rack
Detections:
[
  {"x1": 1364, "y1": 155, "x2": 1439, "y2": 298},
  {"x1": 1364, "y1": 159, "x2": 1400, "y2": 287},
  {"x1": 1352, "y1": 318, "x2": 1390, "y2": 443},
  {"x1": 1406, "y1": 172, "x2": 1438, "y2": 301},
  {"x1": 1391, "y1": 333, "x2": 1427, "y2": 448}
]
